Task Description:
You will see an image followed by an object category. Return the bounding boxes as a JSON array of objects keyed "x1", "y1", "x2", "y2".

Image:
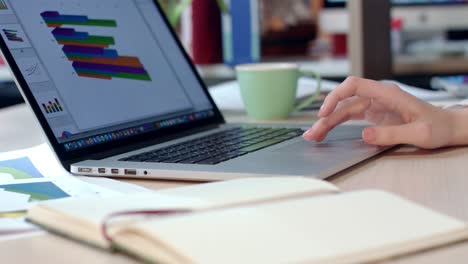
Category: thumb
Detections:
[{"x1": 362, "y1": 123, "x2": 431, "y2": 147}]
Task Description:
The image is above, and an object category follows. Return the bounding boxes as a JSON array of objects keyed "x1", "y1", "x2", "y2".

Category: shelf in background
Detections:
[
  {"x1": 394, "y1": 55, "x2": 468, "y2": 75},
  {"x1": 196, "y1": 58, "x2": 350, "y2": 84},
  {"x1": 197, "y1": 55, "x2": 468, "y2": 85}
]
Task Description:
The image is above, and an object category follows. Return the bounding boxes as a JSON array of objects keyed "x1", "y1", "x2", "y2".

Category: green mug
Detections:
[{"x1": 236, "y1": 63, "x2": 321, "y2": 120}]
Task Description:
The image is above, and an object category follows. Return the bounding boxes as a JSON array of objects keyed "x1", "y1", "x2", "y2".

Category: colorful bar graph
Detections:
[
  {"x1": 41, "y1": 11, "x2": 151, "y2": 81},
  {"x1": 42, "y1": 98, "x2": 64, "y2": 114},
  {"x1": 3, "y1": 29, "x2": 23, "y2": 42},
  {"x1": 0, "y1": 0, "x2": 7, "y2": 10},
  {"x1": 41, "y1": 11, "x2": 116, "y2": 27}
]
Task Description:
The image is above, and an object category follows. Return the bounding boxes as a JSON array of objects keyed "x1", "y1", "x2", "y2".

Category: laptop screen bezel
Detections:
[{"x1": 0, "y1": 0, "x2": 226, "y2": 169}]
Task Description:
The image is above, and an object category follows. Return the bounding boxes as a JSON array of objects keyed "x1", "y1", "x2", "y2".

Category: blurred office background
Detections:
[{"x1": 2, "y1": 0, "x2": 468, "y2": 108}]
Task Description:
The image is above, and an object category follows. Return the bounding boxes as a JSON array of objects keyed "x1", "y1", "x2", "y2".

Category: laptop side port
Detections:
[
  {"x1": 124, "y1": 169, "x2": 137, "y2": 176},
  {"x1": 111, "y1": 169, "x2": 119, "y2": 174},
  {"x1": 78, "y1": 167, "x2": 92, "y2": 173},
  {"x1": 98, "y1": 168, "x2": 106, "y2": 174}
]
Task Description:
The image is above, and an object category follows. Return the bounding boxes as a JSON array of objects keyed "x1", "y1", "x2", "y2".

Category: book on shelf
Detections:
[
  {"x1": 27, "y1": 177, "x2": 468, "y2": 264},
  {"x1": 191, "y1": 0, "x2": 223, "y2": 65},
  {"x1": 221, "y1": 0, "x2": 260, "y2": 66}
]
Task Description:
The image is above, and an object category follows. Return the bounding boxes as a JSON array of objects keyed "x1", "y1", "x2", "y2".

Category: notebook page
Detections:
[
  {"x1": 118, "y1": 190, "x2": 468, "y2": 264},
  {"x1": 27, "y1": 193, "x2": 203, "y2": 248},
  {"x1": 158, "y1": 177, "x2": 339, "y2": 207},
  {"x1": 27, "y1": 177, "x2": 337, "y2": 248},
  {"x1": 30, "y1": 177, "x2": 336, "y2": 224}
]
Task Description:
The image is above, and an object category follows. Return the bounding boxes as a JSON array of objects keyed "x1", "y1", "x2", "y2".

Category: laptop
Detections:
[{"x1": 0, "y1": 0, "x2": 386, "y2": 181}]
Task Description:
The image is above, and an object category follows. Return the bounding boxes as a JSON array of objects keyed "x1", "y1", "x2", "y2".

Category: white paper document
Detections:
[
  {"x1": 0, "y1": 144, "x2": 124, "y2": 239},
  {"x1": 0, "y1": 219, "x2": 38, "y2": 235},
  {"x1": 0, "y1": 190, "x2": 30, "y2": 213},
  {"x1": 0, "y1": 143, "x2": 154, "y2": 240},
  {"x1": 77, "y1": 176, "x2": 153, "y2": 194},
  {"x1": 0, "y1": 144, "x2": 121, "y2": 214},
  {"x1": 382, "y1": 80, "x2": 454, "y2": 101}
]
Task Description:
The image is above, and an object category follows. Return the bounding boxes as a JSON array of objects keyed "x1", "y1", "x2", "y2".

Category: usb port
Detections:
[
  {"x1": 111, "y1": 169, "x2": 119, "y2": 174},
  {"x1": 98, "y1": 168, "x2": 106, "y2": 174},
  {"x1": 78, "y1": 167, "x2": 92, "y2": 173},
  {"x1": 124, "y1": 169, "x2": 137, "y2": 176}
]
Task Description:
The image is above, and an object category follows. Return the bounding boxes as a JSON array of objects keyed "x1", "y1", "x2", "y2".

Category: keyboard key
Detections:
[
  {"x1": 178, "y1": 155, "x2": 211, "y2": 164},
  {"x1": 159, "y1": 154, "x2": 194, "y2": 163},
  {"x1": 240, "y1": 137, "x2": 286, "y2": 152},
  {"x1": 145, "y1": 156, "x2": 171, "y2": 162},
  {"x1": 198, "y1": 156, "x2": 230, "y2": 165}
]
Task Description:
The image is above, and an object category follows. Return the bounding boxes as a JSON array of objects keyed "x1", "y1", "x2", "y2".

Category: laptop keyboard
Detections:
[{"x1": 119, "y1": 127, "x2": 304, "y2": 165}]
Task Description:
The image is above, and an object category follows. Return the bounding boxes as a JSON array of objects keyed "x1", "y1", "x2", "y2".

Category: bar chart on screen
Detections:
[
  {"x1": 2, "y1": 29, "x2": 23, "y2": 42},
  {"x1": 41, "y1": 98, "x2": 63, "y2": 114},
  {"x1": 0, "y1": 0, "x2": 8, "y2": 10},
  {"x1": 0, "y1": 24, "x2": 30, "y2": 49},
  {"x1": 41, "y1": 11, "x2": 151, "y2": 81},
  {"x1": 10, "y1": 0, "x2": 194, "y2": 132},
  {"x1": 34, "y1": 91, "x2": 68, "y2": 117},
  {"x1": 0, "y1": 0, "x2": 12, "y2": 16}
]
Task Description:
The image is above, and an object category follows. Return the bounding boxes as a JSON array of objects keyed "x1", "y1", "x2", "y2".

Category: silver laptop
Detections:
[{"x1": 0, "y1": 0, "x2": 386, "y2": 181}]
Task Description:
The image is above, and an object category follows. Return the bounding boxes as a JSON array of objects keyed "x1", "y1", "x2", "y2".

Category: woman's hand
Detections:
[{"x1": 303, "y1": 77, "x2": 457, "y2": 149}]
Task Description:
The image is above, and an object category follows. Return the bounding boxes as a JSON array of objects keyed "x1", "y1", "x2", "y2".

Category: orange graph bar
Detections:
[
  {"x1": 77, "y1": 72, "x2": 112, "y2": 80},
  {"x1": 47, "y1": 24, "x2": 63, "y2": 28},
  {"x1": 70, "y1": 56, "x2": 144, "y2": 67}
]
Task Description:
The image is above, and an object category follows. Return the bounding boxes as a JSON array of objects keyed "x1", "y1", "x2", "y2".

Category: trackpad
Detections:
[{"x1": 274, "y1": 138, "x2": 372, "y2": 155}]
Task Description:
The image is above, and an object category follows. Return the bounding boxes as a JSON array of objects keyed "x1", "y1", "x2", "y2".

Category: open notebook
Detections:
[{"x1": 27, "y1": 177, "x2": 468, "y2": 264}]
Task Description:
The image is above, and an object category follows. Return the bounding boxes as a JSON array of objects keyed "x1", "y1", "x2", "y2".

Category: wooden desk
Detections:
[{"x1": 1, "y1": 104, "x2": 468, "y2": 263}]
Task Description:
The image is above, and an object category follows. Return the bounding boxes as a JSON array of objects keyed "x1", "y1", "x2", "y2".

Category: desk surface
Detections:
[{"x1": 1, "y1": 104, "x2": 468, "y2": 263}]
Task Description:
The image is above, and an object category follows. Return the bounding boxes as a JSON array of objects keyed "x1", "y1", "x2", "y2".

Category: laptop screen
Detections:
[{"x1": 0, "y1": 0, "x2": 218, "y2": 153}]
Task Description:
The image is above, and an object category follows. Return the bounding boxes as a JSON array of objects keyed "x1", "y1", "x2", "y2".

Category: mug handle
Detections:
[{"x1": 294, "y1": 70, "x2": 322, "y2": 112}]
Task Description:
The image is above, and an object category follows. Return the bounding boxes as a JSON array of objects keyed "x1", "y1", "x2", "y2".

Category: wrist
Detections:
[{"x1": 448, "y1": 109, "x2": 468, "y2": 146}]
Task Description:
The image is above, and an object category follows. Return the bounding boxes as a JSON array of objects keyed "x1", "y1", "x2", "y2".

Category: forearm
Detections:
[{"x1": 449, "y1": 108, "x2": 468, "y2": 146}]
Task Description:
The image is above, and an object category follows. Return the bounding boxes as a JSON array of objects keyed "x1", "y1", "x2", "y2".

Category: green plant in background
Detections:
[{"x1": 159, "y1": 0, "x2": 229, "y2": 27}]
